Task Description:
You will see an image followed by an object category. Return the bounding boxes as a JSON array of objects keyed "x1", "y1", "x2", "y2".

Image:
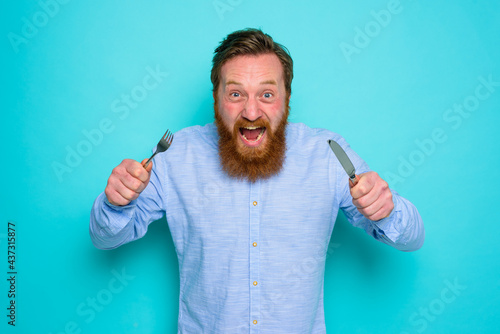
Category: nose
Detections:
[{"x1": 241, "y1": 97, "x2": 262, "y2": 122}]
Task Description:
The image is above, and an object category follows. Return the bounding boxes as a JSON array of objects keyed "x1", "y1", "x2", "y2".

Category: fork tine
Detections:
[
  {"x1": 162, "y1": 130, "x2": 171, "y2": 141},
  {"x1": 167, "y1": 133, "x2": 174, "y2": 144},
  {"x1": 144, "y1": 129, "x2": 174, "y2": 169}
]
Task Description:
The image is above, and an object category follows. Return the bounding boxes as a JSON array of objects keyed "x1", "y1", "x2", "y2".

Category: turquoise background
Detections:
[{"x1": 2, "y1": 0, "x2": 499, "y2": 333}]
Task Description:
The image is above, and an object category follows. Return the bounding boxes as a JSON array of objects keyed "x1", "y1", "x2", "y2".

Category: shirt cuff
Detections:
[
  {"x1": 103, "y1": 195, "x2": 137, "y2": 211},
  {"x1": 370, "y1": 190, "x2": 401, "y2": 243},
  {"x1": 99, "y1": 194, "x2": 138, "y2": 234}
]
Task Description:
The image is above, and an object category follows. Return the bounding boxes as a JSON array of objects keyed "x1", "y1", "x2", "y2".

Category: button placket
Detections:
[{"x1": 249, "y1": 181, "x2": 261, "y2": 332}]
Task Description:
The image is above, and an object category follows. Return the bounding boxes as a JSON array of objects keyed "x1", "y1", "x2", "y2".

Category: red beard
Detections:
[{"x1": 214, "y1": 101, "x2": 289, "y2": 182}]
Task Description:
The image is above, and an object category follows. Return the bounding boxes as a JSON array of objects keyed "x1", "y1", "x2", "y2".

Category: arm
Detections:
[
  {"x1": 330, "y1": 135, "x2": 424, "y2": 251},
  {"x1": 89, "y1": 158, "x2": 165, "y2": 250},
  {"x1": 341, "y1": 184, "x2": 425, "y2": 252}
]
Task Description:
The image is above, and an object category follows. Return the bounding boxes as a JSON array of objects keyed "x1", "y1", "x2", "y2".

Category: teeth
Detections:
[
  {"x1": 241, "y1": 128, "x2": 265, "y2": 142},
  {"x1": 245, "y1": 126, "x2": 259, "y2": 130},
  {"x1": 256, "y1": 131, "x2": 264, "y2": 141}
]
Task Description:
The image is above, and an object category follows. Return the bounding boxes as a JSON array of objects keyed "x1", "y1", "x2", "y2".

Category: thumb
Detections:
[
  {"x1": 141, "y1": 158, "x2": 153, "y2": 173},
  {"x1": 349, "y1": 174, "x2": 360, "y2": 189}
]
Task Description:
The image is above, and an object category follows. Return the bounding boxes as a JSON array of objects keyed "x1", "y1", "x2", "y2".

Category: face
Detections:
[
  {"x1": 215, "y1": 53, "x2": 289, "y2": 150},
  {"x1": 214, "y1": 53, "x2": 290, "y2": 182}
]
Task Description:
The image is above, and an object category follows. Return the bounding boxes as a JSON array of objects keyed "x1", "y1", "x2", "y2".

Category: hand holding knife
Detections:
[
  {"x1": 328, "y1": 139, "x2": 395, "y2": 221},
  {"x1": 327, "y1": 139, "x2": 359, "y2": 187}
]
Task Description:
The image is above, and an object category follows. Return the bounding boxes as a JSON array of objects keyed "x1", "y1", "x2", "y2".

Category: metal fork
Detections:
[{"x1": 143, "y1": 130, "x2": 174, "y2": 168}]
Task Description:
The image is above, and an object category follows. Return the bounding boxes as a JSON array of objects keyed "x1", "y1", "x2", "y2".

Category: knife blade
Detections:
[{"x1": 327, "y1": 139, "x2": 358, "y2": 186}]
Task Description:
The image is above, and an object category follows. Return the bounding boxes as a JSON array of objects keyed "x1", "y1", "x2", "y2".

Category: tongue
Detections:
[{"x1": 242, "y1": 128, "x2": 262, "y2": 141}]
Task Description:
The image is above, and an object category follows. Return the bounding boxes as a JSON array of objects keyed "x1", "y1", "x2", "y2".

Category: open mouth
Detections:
[{"x1": 239, "y1": 126, "x2": 266, "y2": 146}]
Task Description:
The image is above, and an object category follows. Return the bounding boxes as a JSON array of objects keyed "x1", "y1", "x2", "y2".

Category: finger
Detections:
[
  {"x1": 358, "y1": 189, "x2": 394, "y2": 220},
  {"x1": 349, "y1": 175, "x2": 360, "y2": 189},
  {"x1": 352, "y1": 183, "x2": 382, "y2": 209},
  {"x1": 105, "y1": 177, "x2": 139, "y2": 205},
  {"x1": 110, "y1": 177, "x2": 140, "y2": 202},
  {"x1": 350, "y1": 174, "x2": 374, "y2": 200},
  {"x1": 358, "y1": 197, "x2": 385, "y2": 218},
  {"x1": 119, "y1": 171, "x2": 146, "y2": 193},
  {"x1": 141, "y1": 158, "x2": 153, "y2": 173},
  {"x1": 112, "y1": 162, "x2": 146, "y2": 192},
  {"x1": 366, "y1": 202, "x2": 393, "y2": 221},
  {"x1": 105, "y1": 187, "x2": 133, "y2": 206},
  {"x1": 125, "y1": 160, "x2": 150, "y2": 183}
]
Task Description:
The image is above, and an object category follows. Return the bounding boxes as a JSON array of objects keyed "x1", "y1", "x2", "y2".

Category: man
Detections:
[{"x1": 90, "y1": 28, "x2": 424, "y2": 333}]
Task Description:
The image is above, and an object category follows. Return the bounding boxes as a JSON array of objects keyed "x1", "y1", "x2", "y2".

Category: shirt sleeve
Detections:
[
  {"x1": 331, "y1": 135, "x2": 425, "y2": 252},
  {"x1": 341, "y1": 189, "x2": 425, "y2": 252},
  {"x1": 89, "y1": 157, "x2": 166, "y2": 250}
]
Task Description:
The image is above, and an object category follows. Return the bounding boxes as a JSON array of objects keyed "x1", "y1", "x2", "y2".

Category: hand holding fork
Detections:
[
  {"x1": 104, "y1": 130, "x2": 174, "y2": 206},
  {"x1": 143, "y1": 130, "x2": 174, "y2": 169}
]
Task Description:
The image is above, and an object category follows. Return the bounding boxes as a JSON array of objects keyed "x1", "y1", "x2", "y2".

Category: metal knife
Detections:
[{"x1": 327, "y1": 139, "x2": 358, "y2": 186}]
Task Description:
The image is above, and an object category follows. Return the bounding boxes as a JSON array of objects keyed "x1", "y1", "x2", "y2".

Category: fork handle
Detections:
[{"x1": 143, "y1": 153, "x2": 156, "y2": 169}]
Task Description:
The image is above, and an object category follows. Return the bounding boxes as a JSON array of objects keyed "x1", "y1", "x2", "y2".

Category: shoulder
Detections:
[
  {"x1": 155, "y1": 123, "x2": 218, "y2": 165},
  {"x1": 286, "y1": 122, "x2": 346, "y2": 153},
  {"x1": 166, "y1": 123, "x2": 218, "y2": 151},
  {"x1": 172, "y1": 123, "x2": 217, "y2": 144},
  {"x1": 285, "y1": 122, "x2": 366, "y2": 172}
]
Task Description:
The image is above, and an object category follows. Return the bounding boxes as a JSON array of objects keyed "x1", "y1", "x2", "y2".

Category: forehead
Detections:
[{"x1": 220, "y1": 54, "x2": 284, "y2": 85}]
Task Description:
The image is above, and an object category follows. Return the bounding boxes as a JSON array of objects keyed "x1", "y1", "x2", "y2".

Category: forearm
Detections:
[
  {"x1": 355, "y1": 190, "x2": 425, "y2": 252},
  {"x1": 89, "y1": 156, "x2": 167, "y2": 249},
  {"x1": 341, "y1": 185, "x2": 424, "y2": 252},
  {"x1": 89, "y1": 193, "x2": 144, "y2": 250}
]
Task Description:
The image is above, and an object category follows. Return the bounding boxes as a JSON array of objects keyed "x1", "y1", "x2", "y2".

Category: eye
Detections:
[
  {"x1": 263, "y1": 92, "x2": 273, "y2": 98},
  {"x1": 231, "y1": 92, "x2": 240, "y2": 98}
]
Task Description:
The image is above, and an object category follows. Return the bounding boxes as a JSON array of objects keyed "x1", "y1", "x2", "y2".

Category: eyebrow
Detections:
[
  {"x1": 225, "y1": 80, "x2": 277, "y2": 86},
  {"x1": 260, "y1": 80, "x2": 277, "y2": 86}
]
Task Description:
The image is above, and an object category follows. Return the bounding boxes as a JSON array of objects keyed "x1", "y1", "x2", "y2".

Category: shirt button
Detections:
[
  {"x1": 253, "y1": 281, "x2": 258, "y2": 286},
  {"x1": 253, "y1": 320, "x2": 258, "y2": 325},
  {"x1": 252, "y1": 242, "x2": 257, "y2": 247},
  {"x1": 253, "y1": 201, "x2": 257, "y2": 206}
]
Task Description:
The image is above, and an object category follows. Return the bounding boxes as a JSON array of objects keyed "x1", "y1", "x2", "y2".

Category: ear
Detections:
[{"x1": 213, "y1": 88, "x2": 220, "y2": 106}]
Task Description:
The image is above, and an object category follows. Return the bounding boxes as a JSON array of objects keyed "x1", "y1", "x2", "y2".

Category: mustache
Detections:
[{"x1": 233, "y1": 117, "x2": 270, "y2": 131}]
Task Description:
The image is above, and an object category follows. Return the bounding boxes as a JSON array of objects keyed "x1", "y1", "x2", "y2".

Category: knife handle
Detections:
[{"x1": 349, "y1": 175, "x2": 359, "y2": 187}]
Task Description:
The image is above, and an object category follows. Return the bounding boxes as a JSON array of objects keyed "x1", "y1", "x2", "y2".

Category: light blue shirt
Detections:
[{"x1": 90, "y1": 122, "x2": 424, "y2": 333}]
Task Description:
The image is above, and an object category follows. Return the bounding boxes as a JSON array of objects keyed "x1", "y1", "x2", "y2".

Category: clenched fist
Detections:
[
  {"x1": 350, "y1": 171, "x2": 394, "y2": 221},
  {"x1": 104, "y1": 158, "x2": 153, "y2": 206}
]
